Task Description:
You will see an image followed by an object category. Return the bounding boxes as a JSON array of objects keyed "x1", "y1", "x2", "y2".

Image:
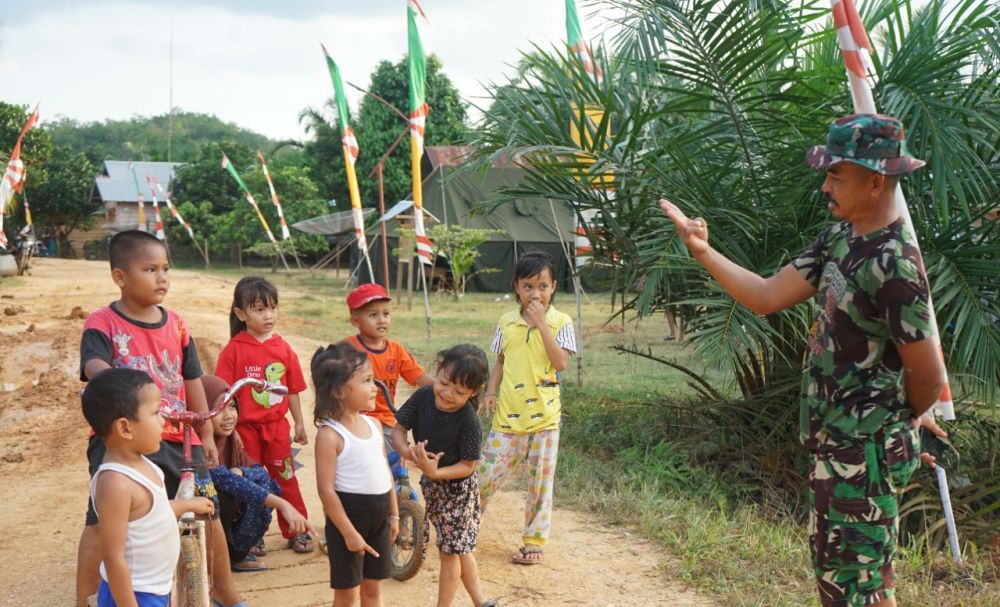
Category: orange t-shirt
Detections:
[{"x1": 343, "y1": 335, "x2": 426, "y2": 427}]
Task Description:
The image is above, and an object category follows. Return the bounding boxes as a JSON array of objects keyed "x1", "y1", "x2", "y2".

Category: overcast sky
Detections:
[{"x1": 0, "y1": 0, "x2": 606, "y2": 141}]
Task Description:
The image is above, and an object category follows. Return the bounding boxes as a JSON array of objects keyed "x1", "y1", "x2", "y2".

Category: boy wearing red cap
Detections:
[{"x1": 342, "y1": 283, "x2": 434, "y2": 463}]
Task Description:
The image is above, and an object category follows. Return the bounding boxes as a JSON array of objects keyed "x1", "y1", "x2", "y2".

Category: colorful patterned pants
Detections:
[
  {"x1": 808, "y1": 421, "x2": 919, "y2": 607},
  {"x1": 478, "y1": 428, "x2": 559, "y2": 546}
]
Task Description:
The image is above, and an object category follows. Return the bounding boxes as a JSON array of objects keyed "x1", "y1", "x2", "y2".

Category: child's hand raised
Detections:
[
  {"x1": 523, "y1": 300, "x2": 547, "y2": 328},
  {"x1": 411, "y1": 441, "x2": 444, "y2": 480}
]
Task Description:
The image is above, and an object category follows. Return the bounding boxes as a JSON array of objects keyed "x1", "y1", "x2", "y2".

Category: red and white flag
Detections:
[
  {"x1": 146, "y1": 176, "x2": 166, "y2": 240},
  {"x1": 829, "y1": 0, "x2": 954, "y2": 420},
  {"x1": 1, "y1": 106, "x2": 40, "y2": 247},
  {"x1": 257, "y1": 152, "x2": 291, "y2": 240}
]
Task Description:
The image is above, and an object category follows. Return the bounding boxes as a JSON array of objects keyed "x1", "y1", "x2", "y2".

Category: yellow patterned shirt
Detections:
[{"x1": 489, "y1": 306, "x2": 576, "y2": 434}]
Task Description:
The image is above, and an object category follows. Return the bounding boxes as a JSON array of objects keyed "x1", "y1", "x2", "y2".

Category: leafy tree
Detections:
[
  {"x1": 171, "y1": 141, "x2": 327, "y2": 256},
  {"x1": 400, "y1": 224, "x2": 502, "y2": 297},
  {"x1": 299, "y1": 54, "x2": 468, "y2": 212},
  {"x1": 46, "y1": 110, "x2": 282, "y2": 164},
  {"x1": 473, "y1": 0, "x2": 1000, "y2": 547},
  {"x1": 24, "y1": 145, "x2": 98, "y2": 255}
]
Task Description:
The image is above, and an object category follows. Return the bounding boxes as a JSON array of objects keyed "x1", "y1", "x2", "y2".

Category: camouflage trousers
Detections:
[{"x1": 808, "y1": 420, "x2": 920, "y2": 607}]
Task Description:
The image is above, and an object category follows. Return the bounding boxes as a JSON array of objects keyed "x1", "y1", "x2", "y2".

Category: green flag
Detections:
[{"x1": 566, "y1": 0, "x2": 601, "y2": 81}]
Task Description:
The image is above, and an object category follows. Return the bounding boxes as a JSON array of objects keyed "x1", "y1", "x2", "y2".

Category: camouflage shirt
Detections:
[{"x1": 792, "y1": 219, "x2": 934, "y2": 451}]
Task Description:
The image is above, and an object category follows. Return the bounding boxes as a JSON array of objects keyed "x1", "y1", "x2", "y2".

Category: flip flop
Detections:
[
  {"x1": 230, "y1": 555, "x2": 268, "y2": 573},
  {"x1": 511, "y1": 545, "x2": 543, "y2": 565},
  {"x1": 480, "y1": 600, "x2": 500, "y2": 607}
]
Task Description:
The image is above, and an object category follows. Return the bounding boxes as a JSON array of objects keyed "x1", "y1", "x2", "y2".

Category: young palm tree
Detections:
[{"x1": 473, "y1": 0, "x2": 1000, "y2": 548}]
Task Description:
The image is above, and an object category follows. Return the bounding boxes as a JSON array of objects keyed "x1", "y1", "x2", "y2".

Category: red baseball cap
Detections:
[{"x1": 347, "y1": 283, "x2": 391, "y2": 311}]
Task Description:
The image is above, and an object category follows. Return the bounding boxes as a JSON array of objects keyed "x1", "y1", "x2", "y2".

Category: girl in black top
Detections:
[{"x1": 392, "y1": 344, "x2": 498, "y2": 607}]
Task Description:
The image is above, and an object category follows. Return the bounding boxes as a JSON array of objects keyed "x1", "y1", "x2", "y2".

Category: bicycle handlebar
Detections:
[{"x1": 160, "y1": 376, "x2": 288, "y2": 425}]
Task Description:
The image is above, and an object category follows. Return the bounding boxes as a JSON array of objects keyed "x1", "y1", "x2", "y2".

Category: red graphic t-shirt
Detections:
[
  {"x1": 214, "y1": 331, "x2": 307, "y2": 425},
  {"x1": 80, "y1": 304, "x2": 203, "y2": 444}
]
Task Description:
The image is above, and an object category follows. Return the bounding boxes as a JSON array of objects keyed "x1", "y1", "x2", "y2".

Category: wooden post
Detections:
[
  {"x1": 237, "y1": 244, "x2": 243, "y2": 270},
  {"x1": 204, "y1": 238, "x2": 211, "y2": 270},
  {"x1": 407, "y1": 254, "x2": 414, "y2": 311},
  {"x1": 377, "y1": 163, "x2": 391, "y2": 295}
]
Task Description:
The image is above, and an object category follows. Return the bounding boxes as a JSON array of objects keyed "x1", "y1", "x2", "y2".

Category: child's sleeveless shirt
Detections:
[
  {"x1": 89, "y1": 457, "x2": 179, "y2": 596},
  {"x1": 320, "y1": 416, "x2": 393, "y2": 494},
  {"x1": 489, "y1": 305, "x2": 576, "y2": 434}
]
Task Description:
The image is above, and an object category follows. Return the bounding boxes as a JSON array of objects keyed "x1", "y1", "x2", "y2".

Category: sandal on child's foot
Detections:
[
  {"x1": 479, "y1": 600, "x2": 500, "y2": 607},
  {"x1": 249, "y1": 538, "x2": 266, "y2": 557},
  {"x1": 511, "y1": 545, "x2": 543, "y2": 565},
  {"x1": 211, "y1": 600, "x2": 251, "y2": 607},
  {"x1": 288, "y1": 533, "x2": 314, "y2": 553},
  {"x1": 230, "y1": 555, "x2": 268, "y2": 573}
]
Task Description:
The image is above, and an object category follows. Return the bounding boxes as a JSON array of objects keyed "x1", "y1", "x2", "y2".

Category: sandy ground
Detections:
[{"x1": 0, "y1": 258, "x2": 715, "y2": 607}]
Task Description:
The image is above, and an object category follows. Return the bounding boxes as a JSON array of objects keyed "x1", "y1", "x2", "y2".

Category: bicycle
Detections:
[
  {"x1": 161, "y1": 375, "x2": 287, "y2": 607},
  {"x1": 376, "y1": 380, "x2": 426, "y2": 581}
]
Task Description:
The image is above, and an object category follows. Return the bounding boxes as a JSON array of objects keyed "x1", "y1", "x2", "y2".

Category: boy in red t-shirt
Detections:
[
  {"x1": 342, "y1": 283, "x2": 434, "y2": 465},
  {"x1": 75, "y1": 230, "x2": 246, "y2": 607}
]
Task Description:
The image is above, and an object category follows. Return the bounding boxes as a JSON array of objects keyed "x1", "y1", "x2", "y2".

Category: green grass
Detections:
[{"x1": 227, "y1": 267, "x2": 997, "y2": 607}]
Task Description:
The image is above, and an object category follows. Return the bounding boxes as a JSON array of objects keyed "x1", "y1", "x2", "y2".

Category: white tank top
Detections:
[
  {"x1": 90, "y1": 457, "x2": 180, "y2": 596},
  {"x1": 321, "y1": 416, "x2": 393, "y2": 495}
]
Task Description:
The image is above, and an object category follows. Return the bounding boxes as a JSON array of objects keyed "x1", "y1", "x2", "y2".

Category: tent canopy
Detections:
[{"x1": 370, "y1": 148, "x2": 578, "y2": 292}]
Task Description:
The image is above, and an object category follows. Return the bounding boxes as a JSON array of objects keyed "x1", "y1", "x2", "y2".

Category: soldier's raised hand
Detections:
[{"x1": 660, "y1": 199, "x2": 709, "y2": 256}]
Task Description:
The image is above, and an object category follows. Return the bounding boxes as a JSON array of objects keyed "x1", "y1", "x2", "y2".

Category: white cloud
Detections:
[{"x1": 0, "y1": 1, "x2": 584, "y2": 141}]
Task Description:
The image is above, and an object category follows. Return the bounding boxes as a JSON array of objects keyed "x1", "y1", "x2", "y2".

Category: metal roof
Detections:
[
  {"x1": 424, "y1": 146, "x2": 521, "y2": 171},
  {"x1": 93, "y1": 160, "x2": 184, "y2": 204}
]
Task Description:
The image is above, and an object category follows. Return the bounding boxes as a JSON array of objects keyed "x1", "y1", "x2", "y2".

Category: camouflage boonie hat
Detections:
[{"x1": 806, "y1": 114, "x2": 925, "y2": 175}]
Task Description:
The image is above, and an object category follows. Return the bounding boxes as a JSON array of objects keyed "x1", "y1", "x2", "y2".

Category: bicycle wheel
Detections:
[
  {"x1": 390, "y1": 498, "x2": 425, "y2": 581},
  {"x1": 180, "y1": 532, "x2": 209, "y2": 607}
]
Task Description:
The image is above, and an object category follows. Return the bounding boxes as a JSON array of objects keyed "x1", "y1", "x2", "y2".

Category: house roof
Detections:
[{"x1": 93, "y1": 160, "x2": 184, "y2": 204}]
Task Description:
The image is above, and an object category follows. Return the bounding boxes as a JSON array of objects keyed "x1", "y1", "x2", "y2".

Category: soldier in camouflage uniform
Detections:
[{"x1": 660, "y1": 114, "x2": 947, "y2": 607}]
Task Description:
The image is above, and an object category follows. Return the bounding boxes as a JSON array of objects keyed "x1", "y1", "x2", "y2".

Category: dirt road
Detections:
[{"x1": 0, "y1": 258, "x2": 714, "y2": 607}]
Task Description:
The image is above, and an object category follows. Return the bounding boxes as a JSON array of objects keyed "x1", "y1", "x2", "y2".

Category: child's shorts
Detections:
[
  {"x1": 808, "y1": 422, "x2": 919, "y2": 607},
  {"x1": 420, "y1": 474, "x2": 480, "y2": 555},
  {"x1": 324, "y1": 490, "x2": 392, "y2": 589},
  {"x1": 96, "y1": 579, "x2": 168, "y2": 607},
  {"x1": 85, "y1": 436, "x2": 219, "y2": 525}
]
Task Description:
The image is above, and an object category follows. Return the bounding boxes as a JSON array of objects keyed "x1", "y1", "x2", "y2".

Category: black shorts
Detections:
[
  {"x1": 85, "y1": 435, "x2": 217, "y2": 525},
  {"x1": 324, "y1": 491, "x2": 392, "y2": 589}
]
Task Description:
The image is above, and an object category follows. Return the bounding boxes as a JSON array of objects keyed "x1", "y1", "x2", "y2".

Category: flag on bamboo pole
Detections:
[
  {"x1": 221, "y1": 152, "x2": 280, "y2": 245},
  {"x1": 407, "y1": 0, "x2": 433, "y2": 265},
  {"x1": 257, "y1": 152, "x2": 291, "y2": 240},
  {"x1": 127, "y1": 161, "x2": 147, "y2": 231},
  {"x1": 145, "y1": 176, "x2": 166, "y2": 240},
  {"x1": 1, "y1": 105, "x2": 39, "y2": 248},
  {"x1": 566, "y1": 0, "x2": 610, "y2": 266},
  {"x1": 150, "y1": 176, "x2": 197, "y2": 242},
  {"x1": 321, "y1": 44, "x2": 370, "y2": 259},
  {"x1": 828, "y1": 0, "x2": 954, "y2": 420},
  {"x1": 566, "y1": 0, "x2": 602, "y2": 82}
]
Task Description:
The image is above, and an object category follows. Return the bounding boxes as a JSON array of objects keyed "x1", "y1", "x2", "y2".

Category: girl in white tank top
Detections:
[{"x1": 312, "y1": 344, "x2": 398, "y2": 605}]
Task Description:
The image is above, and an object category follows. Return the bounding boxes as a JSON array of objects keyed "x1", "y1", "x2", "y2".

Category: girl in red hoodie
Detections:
[{"x1": 215, "y1": 276, "x2": 314, "y2": 554}]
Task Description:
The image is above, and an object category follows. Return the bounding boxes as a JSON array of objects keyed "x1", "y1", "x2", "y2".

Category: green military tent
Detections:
[{"x1": 369, "y1": 146, "x2": 579, "y2": 293}]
